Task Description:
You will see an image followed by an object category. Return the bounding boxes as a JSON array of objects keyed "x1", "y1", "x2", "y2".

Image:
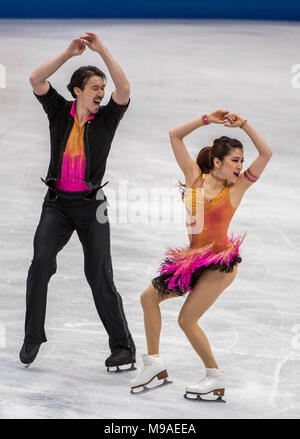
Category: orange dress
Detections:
[{"x1": 152, "y1": 174, "x2": 245, "y2": 296}]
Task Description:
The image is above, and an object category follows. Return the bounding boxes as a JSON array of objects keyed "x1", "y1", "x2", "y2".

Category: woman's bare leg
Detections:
[
  {"x1": 140, "y1": 284, "x2": 178, "y2": 355},
  {"x1": 178, "y1": 266, "x2": 238, "y2": 368}
]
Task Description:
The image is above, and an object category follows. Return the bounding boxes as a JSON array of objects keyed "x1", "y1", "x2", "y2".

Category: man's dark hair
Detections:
[{"x1": 67, "y1": 66, "x2": 107, "y2": 99}]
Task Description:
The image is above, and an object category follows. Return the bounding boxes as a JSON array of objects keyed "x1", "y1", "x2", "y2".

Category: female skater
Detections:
[{"x1": 130, "y1": 110, "x2": 272, "y2": 398}]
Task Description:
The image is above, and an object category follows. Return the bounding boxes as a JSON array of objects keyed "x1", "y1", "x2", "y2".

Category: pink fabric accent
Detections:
[
  {"x1": 159, "y1": 233, "x2": 246, "y2": 293},
  {"x1": 54, "y1": 152, "x2": 91, "y2": 191},
  {"x1": 70, "y1": 101, "x2": 95, "y2": 120},
  {"x1": 70, "y1": 101, "x2": 76, "y2": 118},
  {"x1": 54, "y1": 103, "x2": 95, "y2": 191}
]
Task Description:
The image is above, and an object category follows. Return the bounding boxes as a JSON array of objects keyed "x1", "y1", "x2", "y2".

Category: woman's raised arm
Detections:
[
  {"x1": 169, "y1": 110, "x2": 229, "y2": 179},
  {"x1": 225, "y1": 113, "x2": 273, "y2": 192}
]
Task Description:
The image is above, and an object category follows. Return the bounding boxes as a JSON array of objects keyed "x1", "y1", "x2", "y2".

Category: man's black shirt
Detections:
[{"x1": 34, "y1": 82, "x2": 130, "y2": 189}]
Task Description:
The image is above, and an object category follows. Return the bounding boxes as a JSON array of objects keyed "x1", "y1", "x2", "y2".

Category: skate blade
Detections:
[
  {"x1": 131, "y1": 378, "x2": 173, "y2": 395},
  {"x1": 23, "y1": 363, "x2": 32, "y2": 370},
  {"x1": 184, "y1": 391, "x2": 226, "y2": 403},
  {"x1": 107, "y1": 363, "x2": 137, "y2": 373}
]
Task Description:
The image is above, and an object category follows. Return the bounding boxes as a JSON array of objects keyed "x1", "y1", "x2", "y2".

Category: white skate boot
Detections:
[
  {"x1": 184, "y1": 368, "x2": 225, "y2": 402},
  {"x1": 130, "y1": 354, "x2": 172, "y2": 394}
]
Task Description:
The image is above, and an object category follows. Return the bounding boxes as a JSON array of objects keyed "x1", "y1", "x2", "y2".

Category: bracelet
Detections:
[
  {"x1": 240, "y1": 119, "x2": 248, "y2": 129},
  {"x1": 244, "y1": 168, "x2": 259, "y2": 183},
  {"x1": 202, "y1": 114, "x2": 210, "y2": 125}
]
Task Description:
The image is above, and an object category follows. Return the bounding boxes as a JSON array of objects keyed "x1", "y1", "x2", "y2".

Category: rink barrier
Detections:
[{"x1": 1, "y1": 0, "x2": 300, "y2": 19}]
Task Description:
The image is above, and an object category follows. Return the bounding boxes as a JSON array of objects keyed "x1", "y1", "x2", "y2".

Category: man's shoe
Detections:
[
  {"x1": 19, "y1": 342, "x2": 41, "y2": 366},
  {"x1": 105, "y1": 348, "x2": 136, "y2": 372}
]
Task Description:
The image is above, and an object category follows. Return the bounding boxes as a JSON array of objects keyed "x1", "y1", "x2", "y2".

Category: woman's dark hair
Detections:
[
  {"x1": 196, "y1": 136, "x2": 243, "y2": 173},
  {"x1": 67, "y1": 65, "x2": 107, "y2": 99}
]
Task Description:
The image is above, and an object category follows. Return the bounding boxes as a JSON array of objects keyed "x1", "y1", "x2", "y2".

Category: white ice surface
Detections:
[{"x1": 0, "y1": 19, "x2": 300, "y2": 419}]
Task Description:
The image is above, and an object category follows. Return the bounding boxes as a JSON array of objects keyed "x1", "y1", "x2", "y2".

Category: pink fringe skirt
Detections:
[{"x1": 152, "y1": 233, "x2": 245, "y2": 296}]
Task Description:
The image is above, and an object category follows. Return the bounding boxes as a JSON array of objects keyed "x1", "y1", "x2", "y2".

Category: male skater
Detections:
[{"x1": 20, "y1": 32, "x2": 136, "y2": 372}]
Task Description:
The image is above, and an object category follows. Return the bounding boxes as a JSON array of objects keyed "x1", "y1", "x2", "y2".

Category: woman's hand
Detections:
[
  {"x1": 66, "y1": 38, "x2": 87, "y2": 57},
  {"x1": 224, "y1": 113, "x2": 246, "y2": 128},
  {"x1": 207, "y1": 109, "x2": 229, "y2": 124}
]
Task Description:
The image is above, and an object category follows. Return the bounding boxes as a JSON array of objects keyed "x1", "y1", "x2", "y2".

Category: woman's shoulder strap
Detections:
[{"x1": 191, "y1": 173, "x2": 205, "y2": 189}]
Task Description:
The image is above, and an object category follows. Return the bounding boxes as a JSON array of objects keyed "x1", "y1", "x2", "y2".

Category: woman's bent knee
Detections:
[
  {"x1": 140, "y1": 285, "x2": 158, "y2": 308},
  {"x1": 178, "y1": 314, "x2": 196, "y2": 331},
  {"x1": 178, "y1": 316, "x2": 187, "y2": 330}
]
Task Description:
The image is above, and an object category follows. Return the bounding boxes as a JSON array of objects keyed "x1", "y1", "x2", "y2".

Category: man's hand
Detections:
[
  {"x1": 66, "y1": 38, "x2": 87, "y2": 57},
  {"x1": 80, "y1": 32, "x2": 104, "y2": 52},
  {"x1": 207, "y1": 109, "x2": 229, "y2": 124}
]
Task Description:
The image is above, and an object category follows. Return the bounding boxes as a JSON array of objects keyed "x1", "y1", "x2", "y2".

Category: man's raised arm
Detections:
[
  {"x1": 29, "y1": 38, "x2": 87, "y2": 96},
  {"x1": 80, "y1": 32, "x2": 130, "y2": 105}
]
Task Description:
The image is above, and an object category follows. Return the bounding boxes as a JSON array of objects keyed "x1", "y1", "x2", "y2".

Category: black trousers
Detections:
[{"x1": 24, "y1": 188, "x2": 135, "y2": 355}]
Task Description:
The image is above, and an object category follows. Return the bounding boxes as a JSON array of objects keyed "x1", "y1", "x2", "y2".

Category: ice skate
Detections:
[
  {"x1": 184, "y1": 368, "x2": 225, "y2": 402},
  {"x1": 130, "y1": 354, "x2": 173, "y2": 394},
  {"x1": 19, "y1": 342, "x2": 41, "y2": 368},
  {"x1": 105, "y1": 348, "x2": 136, "y2": 373}
]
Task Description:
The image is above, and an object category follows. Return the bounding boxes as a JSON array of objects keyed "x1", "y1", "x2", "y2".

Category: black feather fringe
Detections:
[{"x1": 152, "y1": 255, "x2": 242, "y2": 297}]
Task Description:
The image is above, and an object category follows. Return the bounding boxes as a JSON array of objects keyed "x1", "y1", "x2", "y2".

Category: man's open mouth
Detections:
[
  {"x1": 94, "y1": 99, "x2": 101, "y2": 108},
  {"x1": 233, "y1": 172, "x2": 240, "y2": 177}
]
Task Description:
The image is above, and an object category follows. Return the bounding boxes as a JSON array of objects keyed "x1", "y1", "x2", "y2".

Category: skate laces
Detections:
[
  {"x1": 138, "y1": 365, "x2": 146, "y2": 376},
  {"x1": 199, "y1": 377, "x2": 210, "y2": 385}
]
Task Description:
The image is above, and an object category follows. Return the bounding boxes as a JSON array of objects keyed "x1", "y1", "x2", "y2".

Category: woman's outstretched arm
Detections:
[
  {"x1": 169, "y1": 110, "x2": 229, "y2": 179},
  {"x1": 225, "y1": 114, "x2": 273, "y2": 192}
]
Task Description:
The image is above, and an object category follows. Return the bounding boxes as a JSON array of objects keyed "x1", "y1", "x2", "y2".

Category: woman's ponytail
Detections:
[{"x1": 196, "y1": 146, "x2": 213, "y2": 173}]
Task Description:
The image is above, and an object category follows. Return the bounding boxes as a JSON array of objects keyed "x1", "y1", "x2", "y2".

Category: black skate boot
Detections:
[
  {"x1": 105, "y1": 348, "x2": 136, "y2": 373},
  {"x1": 19, "y1": 342, "x2": 41, "y2": 367}
]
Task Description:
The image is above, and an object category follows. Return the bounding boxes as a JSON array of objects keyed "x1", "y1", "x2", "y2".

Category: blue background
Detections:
[{"x1": 1, "y1": 0, "x2": 300, "y2": 20}]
